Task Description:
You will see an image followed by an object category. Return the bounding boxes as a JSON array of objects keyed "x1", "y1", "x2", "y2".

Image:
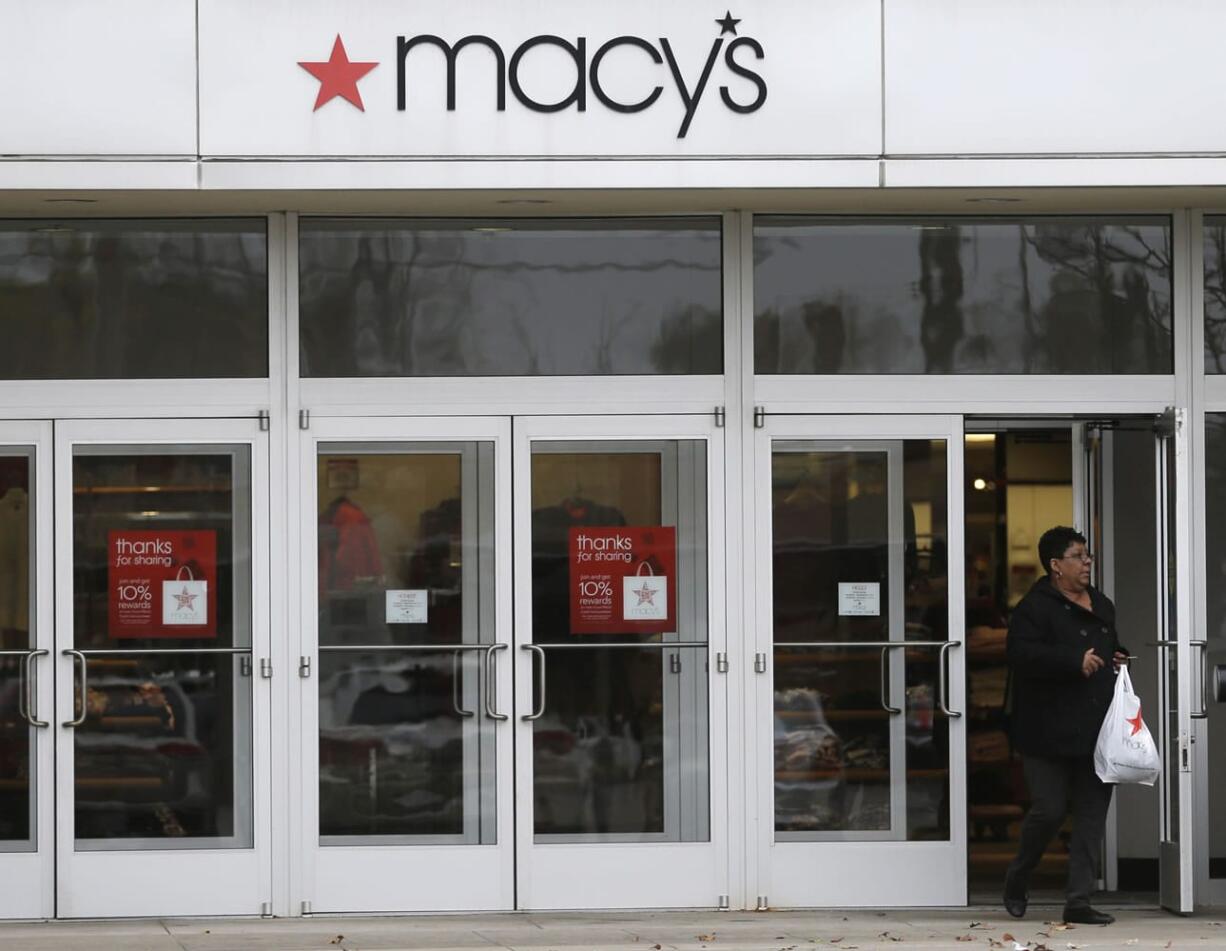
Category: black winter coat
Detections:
[{"x1": 1005, "y1": 576, "x2": 1125, "y2": 758}]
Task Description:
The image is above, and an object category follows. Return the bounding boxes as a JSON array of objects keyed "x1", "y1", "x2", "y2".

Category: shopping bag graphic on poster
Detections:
[
  {"x1": 163, "y1": 565, "x2": 208, "y2": 626},
  {"x1": 623, "y1": 561, "x2": 668, "y2": 622},
  {"x1": 1094, "y1": 666, "x2": 1161, "y2": 786}
]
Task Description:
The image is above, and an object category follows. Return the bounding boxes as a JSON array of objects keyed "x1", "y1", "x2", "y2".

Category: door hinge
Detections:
[
  {"x1": 716, "y1": 652, "x2": 729, "y2": 673},
  {"x1": 753, "y1": 406, "x2": 766, "y2": 428},
  {"x1": 240, "y1": 655, "x2": 253, "y2": 678},
  {"x1": 298, "y1": 408, "x2": 311, "y2": 430},
  {"x1": 717, "y1": 894, "x2": 730, "y2": 912},
  {"x1": 257, "y1": 409, "x2": 270, "y2": 432},
  {"x1": 300, "y1": 900, "x2": 312, "y2": 917},
  {"x1": 299, "y1": 656, "x2": 312, "y2": 678},
  {"x1": 754, "y1": 652, "x2": 767, "y2": 673},
  {"x1": 260, "y1": 658, "x2": 273, "y2": 679},
  {"x1": 260, "y1": 900, "x2": 273, "y2": 918},
  {"x1": 714, "y1": 405, "x2": 726, "y2": 428},
  {"x1": 669, "y1": 653, "x2": 682, "y2": 674},
  {"x1": 756, "y1": 895, "x2": 770, "y2": 912}
]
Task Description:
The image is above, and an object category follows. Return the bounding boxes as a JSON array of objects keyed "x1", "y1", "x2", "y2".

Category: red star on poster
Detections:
[
  {"x1": 1126, "y1": 705, "x2": 1145, "y2": 736},
  {"x1": 298, "y1": 35, "x2": 378, "y2": 112}
]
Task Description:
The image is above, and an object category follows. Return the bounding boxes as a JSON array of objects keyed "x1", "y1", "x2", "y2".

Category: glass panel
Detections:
[
  {"x1": 71, "y1": 447, "x2": 254, "y2": 849},
  {"x1": 1204, "y1": 415, "x2": 1226, "y2": 875},
  {"x1": 0, "y1": 220, "x2": 267, "y2": 379},
  {"x1": 317, "y1": 445, "x2": 497, "y2": 845},
  {"x1": 529, "y1": 441, "x2": 710, "y2": 842},
  {"x1": 1205, "y1": 219, "x2": 1226, "y2": 373},
  {"x1": 0, "y1": 452, "x2": 34, "y2": 853},
  {"x1": 1161, "y1": 436, "x2": 1179, "y2": 844},
  {"x1": 755, "y1": 217, "x2": 1172, "y2": 374},
  {"x1": 771, "y1": 439, "x2": 950, "y2": 841},
  {"x1": 299, "y1": 219, "x2": 723, "y2": 377}
]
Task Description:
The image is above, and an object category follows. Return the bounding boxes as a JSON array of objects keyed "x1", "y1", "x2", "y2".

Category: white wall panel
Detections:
[
  {"x1": 0, "y1": 1, "x2": 197, "y2": 156},
  {"x1": 198, "y1": 0, "x2": 881, "y2": 158},
  {"x1": 885, "y1": 0, "x2": 1226, "y2": 156}
]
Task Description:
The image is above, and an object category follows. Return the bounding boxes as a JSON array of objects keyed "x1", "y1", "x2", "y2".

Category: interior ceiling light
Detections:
[
  {"x1": 964, "y1": 433, "x2": 997, "y2": 443},
  {"x1": 973, "y1": 478, "x2": 988, "y2": 491}
]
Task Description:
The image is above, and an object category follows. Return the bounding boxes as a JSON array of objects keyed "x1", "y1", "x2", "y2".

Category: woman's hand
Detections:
[
  {"x1": 1082, "y1": 648, "x2": 1105, "y2": 678},
  {"x1": 1113, "y1": 651, "x2": 1129, "y2": 672}
]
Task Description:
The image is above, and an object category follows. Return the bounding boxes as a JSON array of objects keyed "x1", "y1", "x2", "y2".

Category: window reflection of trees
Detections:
[
  {"x1": 1204, "y1": 222, "x2": 1226, "y2": 373},
  {"x1": 0, "y1": 222, "x2": 267, "y2": 379},
  {"x1": 298, "y1": 222, "x2": 723, "y2": 377},
  {"x1": 754, "y1": 219, "x2": 1172, "y2": 375}
]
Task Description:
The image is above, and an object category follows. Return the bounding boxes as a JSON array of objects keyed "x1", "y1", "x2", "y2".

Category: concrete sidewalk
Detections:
[{"x1": 0, "y1": 907, "x2": 1222, "y2": 951}]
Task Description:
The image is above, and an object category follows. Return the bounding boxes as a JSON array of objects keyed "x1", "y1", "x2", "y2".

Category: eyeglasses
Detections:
[{"x1": 1062, "y1": 550, "x2": 1094, "y2": 563}]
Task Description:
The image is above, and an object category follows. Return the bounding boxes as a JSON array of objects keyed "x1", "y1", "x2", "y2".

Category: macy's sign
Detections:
[{"x1": 299, "y1": 12, "x2": 767, "y2": 138}]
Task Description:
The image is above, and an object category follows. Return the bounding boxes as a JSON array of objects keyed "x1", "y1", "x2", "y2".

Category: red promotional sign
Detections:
[
  {"x1": 568, "y1": 526, "x2": 676, "y2": 635},
  {"x1": 108, "y1": 530, "x2": 218, "y2": 639}
]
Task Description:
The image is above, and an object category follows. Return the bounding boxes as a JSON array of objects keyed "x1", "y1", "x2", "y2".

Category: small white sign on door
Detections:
[
  {"x1": 386, "y1": 589, "x2": 428, "y2": 624},
  {"x1": 838, "y1": 582, "x2": 880, "y2": 616}
]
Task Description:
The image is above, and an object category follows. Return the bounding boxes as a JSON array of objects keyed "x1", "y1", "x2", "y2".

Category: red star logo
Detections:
[
  {"x1": 298, "y1": 35, "x2": 378, "y2": 112},
  {"x1": 1126, "y1": 705, "x2": 1145, "y2": 736}
]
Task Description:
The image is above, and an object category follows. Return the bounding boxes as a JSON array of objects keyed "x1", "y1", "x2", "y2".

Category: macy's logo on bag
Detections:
[{"x1": 297, "y1": 12, "x2": 768, "y2": 138}]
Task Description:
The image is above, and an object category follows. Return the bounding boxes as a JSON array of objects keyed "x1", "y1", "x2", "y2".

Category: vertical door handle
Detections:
[
  {"x1": 521, "y1": 644, "x2": 546, "y2": 721},
  {"x1": 22, "y1": 649, "x2": 48, "y2": 728},
  {"x1": 483, "y1": 644, "x2": 509, "y2": 721},
  {"x1": 938, "y1": 641, "x2": 962, "y2": 718},
  {"x1": 450, "y1": 649, "x2": 474, "y2": 718},
  {"x1": 1192, "y1": 640, "x2": 1209, "y2": 719},
  {"x1": 879, "y1": 647, "x2": 902, "y2": 715},
  {"x1": 62, "y1": 649, "x2": 88, "y2": 727}
]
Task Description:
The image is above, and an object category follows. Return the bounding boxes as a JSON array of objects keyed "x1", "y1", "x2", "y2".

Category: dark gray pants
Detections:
[{"x1": 1006, "y1": 754, "x2": 1114, "y2": 908}]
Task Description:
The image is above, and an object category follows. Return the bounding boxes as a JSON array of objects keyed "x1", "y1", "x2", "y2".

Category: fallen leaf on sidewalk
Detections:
[
  {"x1": 1002, "y1": 935, "x2": 1014, "y2": 942},
  {"x1": 878, "y1": 933, "x2": 902, "y2": 943},
  {"x1": 955, "y1": 936, "x2": 975, "y2": 942},
  {"x1": 697, "y1": 935, "x2": 716, "y2": 942},
  {"x1": 969, "y1": 920, "x2": 986, "y2": 928},
  {"x1": 329, "y1": 937, "x2": 344, "y2": 946}
]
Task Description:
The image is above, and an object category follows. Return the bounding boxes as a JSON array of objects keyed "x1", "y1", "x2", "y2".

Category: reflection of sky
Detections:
[
  {"x1": 299, "y1": 221, "x2": 723, "y2": 376},
  {"x1": 755, "y1": 219, "x2": 1172, "y2": 374}
]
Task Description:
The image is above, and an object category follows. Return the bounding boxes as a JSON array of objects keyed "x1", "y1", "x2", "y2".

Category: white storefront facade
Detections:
[{"x1": 0, "y1": 0, "x2": 1224, "y2": 920}]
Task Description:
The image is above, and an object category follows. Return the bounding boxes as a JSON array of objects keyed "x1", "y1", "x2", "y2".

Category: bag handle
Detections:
[
  {"x1": 634, "y1": 560, "x2": 655, "y2": 577},
  {"x1": 174, "y1": 564, "x2": 195, "y2": 582}
]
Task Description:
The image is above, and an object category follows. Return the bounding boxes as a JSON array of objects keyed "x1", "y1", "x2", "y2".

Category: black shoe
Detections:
[
  {"x1": 1002, "y1": 872, "x2": 1027, "y2": 919},
  {"x1": 1062, "y1": 905, "x2": 1115, "y2": 925}
]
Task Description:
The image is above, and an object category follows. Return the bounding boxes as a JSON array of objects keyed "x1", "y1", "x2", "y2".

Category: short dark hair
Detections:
[{"x1": 1038, "y1": 526, "x2": 1087, "y2": 573}]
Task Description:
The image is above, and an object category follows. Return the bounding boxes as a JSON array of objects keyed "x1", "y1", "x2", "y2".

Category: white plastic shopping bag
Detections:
[
  {"x1": 1094, "y1": 666, "x2": 1161, "y2": 786},
  {"x1": 623, "y1": 561, "x2": 668, "y2": 622},
  {"x1": 163, "y1": 565, "x2": 208, "y2": 626}
]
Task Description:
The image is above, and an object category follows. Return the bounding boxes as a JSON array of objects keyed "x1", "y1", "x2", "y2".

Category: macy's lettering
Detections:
[{"x1": 396, "y1": 13, "x2": 766, "y2": 138}]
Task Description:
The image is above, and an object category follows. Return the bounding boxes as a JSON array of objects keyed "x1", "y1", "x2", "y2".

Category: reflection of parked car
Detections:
[
  {"x1": 74, "y1": 660, "x2": 220, "y2": 841},
  {"x1": 318, "y1": 658, "x2": 469, "y2": 838}
]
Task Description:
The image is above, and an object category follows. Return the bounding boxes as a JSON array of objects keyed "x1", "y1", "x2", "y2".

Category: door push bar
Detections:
[
  {"x1": 778, "y1": 640, "x2": 961, "y2": 718},
  {"x1": 1149, "y1": 640, "x2": 1211, "y2": 719},
  {"x1": 62, "y1": 649, "x2": 88, "y2": 728},
  {"x1": 484, "y1": 644, "x2": 509, "y2": 721},
  {"x1": 23, "y1": 649, "x2": 48, "y2": 728},
  {"x1": 521, "y1": 644, "x2": 547, "y2": 721},
  {"x1": 0, "y1": 649, "x2": 50, "y2": 728}
]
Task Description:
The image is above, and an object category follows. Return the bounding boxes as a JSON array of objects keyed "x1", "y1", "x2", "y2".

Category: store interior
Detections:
[{"x1": 964, "y1": 424, "x2": 1161, "y2": 901}]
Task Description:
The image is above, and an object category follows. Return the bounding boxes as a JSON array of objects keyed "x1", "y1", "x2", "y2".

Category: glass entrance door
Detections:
[
  {"x1": 752, "y1": 415, "x2": 967, "y2": 907},
  {"x1": 1154, "y1": 411, "x2": 1198, "y2": 913},
  {"x1": 0, "y1": 422, "x2": 52, "y2": 920},
  {"x1": 53, "y1": 419, "x2": 272, "y2": 918},
  {"x1": 299, "y1": 417, "x2": 513, "y2": 914},
  {"x1": 513, "y1": 415, "x2": 727, "y2": 910}
]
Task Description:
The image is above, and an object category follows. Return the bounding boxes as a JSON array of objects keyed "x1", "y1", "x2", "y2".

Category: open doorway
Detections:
[{"x1": 964, "y1": 421, "x2": 1162, "y2": 905}]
